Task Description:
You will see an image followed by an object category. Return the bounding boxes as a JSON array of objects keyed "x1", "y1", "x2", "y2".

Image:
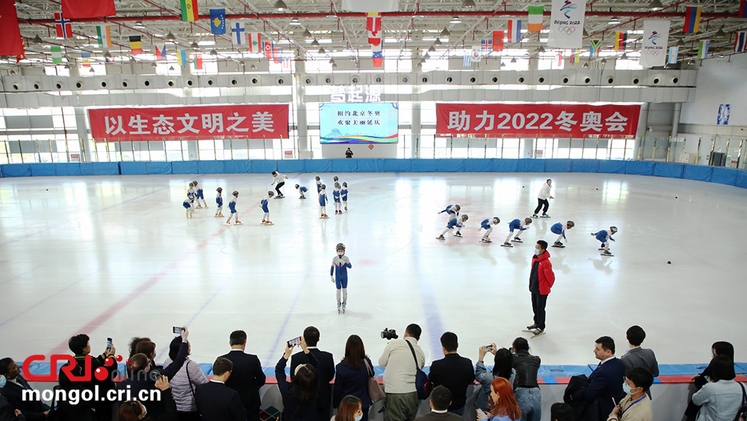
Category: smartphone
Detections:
[
  {"x1": 476, "y1": 408, "x2": 487, "y2": 419},
  {"x1": 485, "y1": 344, "x2": 494, "y2": 352},
  {"x1": 106, "y1": 337, "x2": 113, "y2": 350},
  {"x1": 287, "y1": 336, "x2": 302, "y2": 348},
  {"x1": 173, "y1": 326, "x2": 184, "y2": 334}
]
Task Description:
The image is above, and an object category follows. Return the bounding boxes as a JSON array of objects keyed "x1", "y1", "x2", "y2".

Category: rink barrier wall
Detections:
[{"x1": 2, "y1": 159, "x2": 747, "y2": 189}]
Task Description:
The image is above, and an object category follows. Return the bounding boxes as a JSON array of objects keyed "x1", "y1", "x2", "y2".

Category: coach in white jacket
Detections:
[{"x1": 533, "y1": 179, "x2": 554, "y2": 218}]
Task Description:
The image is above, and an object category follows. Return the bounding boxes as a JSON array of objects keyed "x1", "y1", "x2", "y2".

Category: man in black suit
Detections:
[
  {"x1": 582, "y1": 336, "x2": 626, "y2": 421},
  {"x1": 427, "y1": 332, "x2": 475, "y2": 415},
  {"x1": 290, "y1": 326, "x2": 335, "y2": 420},
  {"x1": 414, "y1": 386, "x2": 462, "y2": 421},
  {"x1": 221, "y1": 330, "x2": 266, "y2": 421},
  {"x1": 0, "y1": 358, "x2": 48, "y2": 421},
  {"x1": 195, "y1": 357, "x2": 247, "y2": 421}
]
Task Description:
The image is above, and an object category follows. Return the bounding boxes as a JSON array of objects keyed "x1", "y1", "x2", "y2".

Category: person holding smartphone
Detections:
[
  {"x1": 475, "y1": 346, "x2": 514, "y2": 412},
  {"x1": 275, "y1": 337, "x2": 324, "y2": 421},
  {"x1": 476, "y1": 377, "x2": 521, "y2": 421}
]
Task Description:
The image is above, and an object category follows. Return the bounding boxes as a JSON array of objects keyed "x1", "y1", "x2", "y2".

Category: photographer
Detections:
[
  {"x1": 475, "y1": 345, "x2": 514, "y2": 412},
  {"x1": 276, "y1": 337, "x2": 324, "y2": 421},
  {"x1": 378, "y1": 324, "x2": 425, "y2": 421}
]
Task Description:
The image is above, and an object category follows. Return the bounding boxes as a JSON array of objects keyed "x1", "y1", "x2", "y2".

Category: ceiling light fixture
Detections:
[
  {"x1": 290, "y1": 17, "x2": 301, "y2": 26},
  {"x1": 251, "y1": 63, "x2": 257, "y2": 69},
  {"x1": 169, "y1": 65, "x2": 175, "y2": 70},
  {"x1": 190, "y1": 42, "x2": 199, "y2": 49},
  {"x1": 676, "y1": 39, "x2": 685, "y2": 46},
  {"x1": 210, "y1": 49, "x2": 218, "y2": 55},
  {"x1": 165, "y1": 31, "x2": 176, "y2": 41},
  {"x1": 537, "y1": 45, "x2": 545, "y2": 53},
  {"x1": 450, "y1": 16, "x2": 461, "y2": 24},
  {"x1": 441, "y1": 28, "x2": 451, "y2": 37},
  {"x1": 428, "y1": 45, "x2": 436, "y2": 52},
  {"x1": 583, "y1": 62, "x2": 589, "y2": 68},
  {"x1": 303, "y1": 29, "x2": 312, "y2": 38},
  {"x1": 583, "y1": 28, "x2": 590, "y2": 36},
  {"x1": 715, "y1": 27, "x2": 726, "y2": 37},
  {"x1": 510, "y1": 57, "x2": 517, "y2": 63},
  {"x1": 104, "y1": 51, "x2": 112, "y2": 58},
  {"x1": 650, "y1": 0, "x2": 664, "y2": 10},
  {"x1": 620, "y1": 52, "x2": 628, "y2": 59},
  {"x1": 600, "y1": 57, "x2": 607, "y2": 64},
  {"x1": 274, "y1": 0, "x2": 288, "y2": 11},
  {"x1": 318, "y1": 47, "x2": 325, "y2": 54},
  {"x1": 89, "y1": 67, "x2": 96, "y2": 73},
  {"x1": 462, "y1": 0, "x2": 476, "y2": 7},
  {"x1": 311, "y1": 39, "x2": 320, "y2": 46},
  {"x1": 33, "y1": 34, "x2": 43, "y2": 43},
  {"x1": 424, "y1": 52, "x2": 430, "y2": 59},
  {"x1": 134, "y1": 21, "x2": 145, "y2": 28},
  {"x1": 434, "y1": 38, "x2": 442, "y2": 46}
]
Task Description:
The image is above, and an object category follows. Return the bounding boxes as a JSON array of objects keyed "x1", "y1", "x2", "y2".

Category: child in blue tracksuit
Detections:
[
  {"x1": 330, "y1": 243, "x2": 352, "y2": 314},
  {"x1": 295, "y1": 184, "x2": 308, "y2": 199},
  {"x1": 193, "y1": 180, "x2": 207, "y2": 208},
  {"x1": 226, "y1": 191, "x2": 241, "y2": 225},
  {"x1": 439, "y1": 204, "x2": 461, "y2": 218},
  {"x1": 261, "y1": 191, "x2": 274, "y2": 224},
  {"x1": 183, "y1": 196, "x2": 193, "y2": 218},
  {"x1": 332, "y1": 183, "x2": 342, "y2": 215},
  {"x1": 319, "y1": 184, "x2": 328, "y2": 218},
  {"x1": 437, "y1": 214, "x2": 469, "y2": 240},
  {"x1": 479, "y1": 217, "x2": 500, "y2": 243},
  {"x1": 187, "y1": 183, "x2": 196, "y2": 206},
  {"x1": 215, "y1": 187, "x2": 223, "y2": 217},
  {"x1": 551, "y1": 221, "x2": 575, "y2": 247},
  {"x1": 592, "y1": 226, "x2": 617, "y2": 255},
  {"x1": 502, "y1": 218, "x2": 532, "y2": 247},
  {"x1": 341, "y1": 182, "x2": 348, "y2": 211},
  {"x1": 315, "y1": 176, "x2": 322, "y2": 195}
]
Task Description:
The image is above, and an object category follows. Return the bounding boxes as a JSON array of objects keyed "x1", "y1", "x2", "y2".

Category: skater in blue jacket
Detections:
[
  {"x1": 479, "y1": 217, "x2": 500, "y2": 243},
  {"x1": 341, "y1": 182, "x2": 349, "y2": 211},
  {"x1": 592, "y1": 226, "x2": 617, "y2": 256},
  {"x1": 295, "y1": 184, "x2": 308, "y2": 199},
  {"x1": 215, "y1": 187, "x2": 224, "y2": 217},
  {"x1": 502, "y1": 218, "x2": 532, "y2": 247},
  {"x1": 319, "y1": 184, "x2": 329, "y2": 218},
  {"x1": 183, "y1": 196, "x2": 194, "y2": 218},
  {"x1": 226, "y1": 191, "x2": 242, "y2": 225},
  {"x1": 331, "y1": 243, "x2": 352, "y2": 314},
  {"x1": 551, "y1": 221, "x2": 575, "y2": 247},
  {"x1": 261, "y1": 191, "x2": 274, "y2": 225},
  {"x1": 437, "y1": 214, "x2": 469, "y2": 240}
]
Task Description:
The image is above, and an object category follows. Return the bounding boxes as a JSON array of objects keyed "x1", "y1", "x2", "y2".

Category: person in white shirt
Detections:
[
  {"x1": 378, "y1": 324, "x2": 426, "y2": 421},
  {"x1": 533, "y1": 179, "x2": 554, "y2": 218},
  {"x1": 271, "y1": 171, "x2": 288, "y2": 198}
]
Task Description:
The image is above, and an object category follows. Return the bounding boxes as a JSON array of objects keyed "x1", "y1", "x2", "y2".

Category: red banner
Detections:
[
  {"x1": 62, "y1": 0, "x2": 116, "y2": 18},
  {"x1": 0, "y1": 0, "x2": 24, "y2": 57},
  {"x1": 89, "y1": 105, "x2": 289, "y2": 141},
  {"x1": 436, "y1": 103, "x2": 641, "y2": 137}
]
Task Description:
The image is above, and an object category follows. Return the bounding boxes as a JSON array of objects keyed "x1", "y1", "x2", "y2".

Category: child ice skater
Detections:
[
  {"x1": 271, "y1": 171, "x2": 288, "y2": 198},
  {"x1": 226, "y1": 191, "x2": 242, "y2": 225},
  {"x1": 183, "y1": 196, "x2": 194, "y2": 218},
  {"x1": 261, "y1": 191, "x2": 274, "y2": 225},
  {"x1": 295, "y1": 184, "x2": 308, "y2": 199},
  {"x1": 332, "y1": 183, "x2": 343, "y2": 215},
  {"x1": 437, "y1": 214, "x2": 469, "y2": 240},
  {"x1": 319, "y1": 184, "x2": 329, "y2": 218},
  {"x1": 215, "y1": 187, "x2": 223, "y2": 217},
  {"x1": 479, "y1": 217, "x2": 500, "y2": 243},
  {"x1": 187, "y1": 182, "x2": 196, "y2": 207},
  {"x1": 315, "y1": 176, "x2": 322, "y2": 196},
  {"x1": 551, "y1": 221, "x2": 575, "y2": 247},
  {"x1": 193, "y1": 180, "x2": 207, "y2": 208},
  {"x1": 341, "y1": 182, "x2": 348, "y2": 211},
  {"x1": 330, "y1": 242, "x2": 352, "y2": 314},
  {"x1": 439, "y1": 204, "x2": 461, "y2": 218},
  {"x1": 592, "y1": 226, "x2": 617, "y2": 256},
  {"x1": 502, "y1": 218, "x2": 533, "y2": 247}
]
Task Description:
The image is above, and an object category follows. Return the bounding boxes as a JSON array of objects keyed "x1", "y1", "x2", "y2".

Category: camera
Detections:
[
  {"x1": 381, "y1": 328, "x2": 398, "y2": 340},
  {"x1": 486, "y1": 344, "x2": 494, "y2": 352}
]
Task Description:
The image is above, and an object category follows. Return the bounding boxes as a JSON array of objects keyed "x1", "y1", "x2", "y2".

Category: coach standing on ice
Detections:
[
  {"x1": 533, "y1": 179, "x2": 554, "y2": 218},
  {"x1": 526, "y1": 240, "x2": 555, "y2": 337}
]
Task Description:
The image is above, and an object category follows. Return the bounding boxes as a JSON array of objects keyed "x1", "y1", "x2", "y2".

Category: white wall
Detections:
[{"x1": 680, "y1": 54, "x2": 747, "y2": 126}]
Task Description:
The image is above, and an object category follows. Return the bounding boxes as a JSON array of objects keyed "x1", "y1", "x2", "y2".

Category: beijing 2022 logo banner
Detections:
[{"x1": 547, "y1": 0, "x2": 586, "y2": 48}]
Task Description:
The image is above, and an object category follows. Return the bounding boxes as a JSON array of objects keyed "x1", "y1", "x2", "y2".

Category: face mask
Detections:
[
  {"x1": 0, "y1": 375, "x2": 6, "y2": 388},
  {"x1": 338, "y1": 252, "x2": 344, "y2": 257},
  {"x1": 354, "y1": 416, "x2": 363, "y2": 421},
  {"x1": 622, "y1": 383, "x2": 634, "y2": 395},
  {"x1": 534, "y1": 249, "x2": 542, "y2": 256}
]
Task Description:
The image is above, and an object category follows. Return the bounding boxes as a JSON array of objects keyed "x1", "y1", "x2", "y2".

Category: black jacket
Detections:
[
  {"x1": 290, "y1": 348, "x2": 334, "y2": 419},
  {"x1": 332, "y1": 358, "x2": 373, "y2": 409},
  {"x1": 220, "y1": 350, "x2": 266, "y2": 421},
  {"x1": 58, "y1": 353, "x2": 118, "y2": 421},
  {"x1": 278, "y1": 353, "x2": 324, "y2": 421},
  {"x1": 0, "y1": 393, "x2": 27, "y2": 421},
  {"x1": 512, "y1": 351, "x2": 541, "y2": 388},
  {"x1": 0, "y1": 376, "x2": 45, "y2": 421},
  {"x1": 195, "y1": 381, "x2": 247, "y2": 421},
  {"x1": 428, "y1": 354, "x2": 475, "y2": 411}
]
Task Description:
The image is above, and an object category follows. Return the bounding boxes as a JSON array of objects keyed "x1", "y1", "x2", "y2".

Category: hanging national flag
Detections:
[
  {"x1": 264, "y1": 42, "x2": 274, "y2": 61},
  {"x1": 194, "y1": 54, "x2": 203, "y2": 70},
  {"x1": 273, "y1": 44, "x2": 280, "y2": 64},
  {"x1": 668, "y1": 46, "x2": 679, "y2": 63},
  {"x1": 0, "y1": 0, "x2": 24, "y2": 56},
  {"x1": 371, "y1": 31, "x2": 383, "y2": 67},
  {"x1": 481, "y1": 39, "x2": 493, "y2": 56},
  {"x1": 740, "y1": 0, "x2": 746, "y2": 18},
  {"x1": 463, "y1": 50, "x2": 472, "y2": 66},
  {"x1": 589, "y1": 39, "x2": 601, "y2": 58},
  {"x1": 570, "y1": 48, "x2": 580, "y2": 64},
  {"x1": 683, "y1": 6, "x2": 702, "y2": 33},
  {"x1": 736, "y1": 31, "x2": 747, "y2": 53},
  {"x1": 16, "y1": 40, "x2": 26, "y2": 63},
  {"x1": 528, "y1": 6, "x2": 544, "y2": 32},
  {"x1": 232, "y1": 22, "x2": 245, "y2": 45},
  {"x1": 508, "y1": 19, "x2": 522, "y2": 43},
  {"x1": 54, "y1": 12, "x2": 73, "y2": 39},
  {"x1": 248, "y1": 33, "x2": 261, "y2": 53},
  {"x1": 471, "y1": 45, "x2": 482, "y2": 62},
  {"x1": 62, "y1": 0, "x2": 115, "y2": 19},
  {"x1": 181, "y1": 0, "x2": 198, "y2": 22},
  {"x1": 51, "y1": 46, "x2": 63, "y2": 64},
  {"x1": 155, "y1": 45, "x2": 167, "y2": 61},
  {"x1": 614, "y1": 31, "x2": 627, "y2": 51},
  {"x1": 210, "y1": 9, "x2": 226, "y2": 35},
  {"x1": 697, "y1": 39, "x2": 709, "y2": 58},
  {"x1": 129, "y1": 36, "x2": 142, "y2": 55},
  {"x1": 493, "y1": 31, "x2": 504, "y2": 51},
  {"x1": 367, "y1": 13, "x2": 382, "y2": 45},
  {"x1": 81, "y1": 51, "x2": 91, "y2": 67},
  {"x1": 557, "y1": 52, "x2": 563, "y2": 66},
  {"x1": 177, "y1": 50, "x2": 188, "y2": 66},
  {"x1": 96, "y1": 25, "x2": 112, "y2": 48}
]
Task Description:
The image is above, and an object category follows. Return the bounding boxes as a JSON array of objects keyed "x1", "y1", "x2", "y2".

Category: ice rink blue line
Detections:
[
  {"x1": 0, "y1": 266, "x2": 44, "y2": 288},
  {"x1": 266, "y1": 273, "x2": 308, "y2": 362},
  {"x1": 413, "y1": 237, "x2": 445, "y2": 355},
  {"x1": 155, "y1": 287, "x2": 224, "y2": 361}
]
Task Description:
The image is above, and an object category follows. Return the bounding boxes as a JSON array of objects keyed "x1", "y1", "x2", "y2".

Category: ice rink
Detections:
[{"x1": 1, "y1": 172, "x2": 745, "y2": 369}]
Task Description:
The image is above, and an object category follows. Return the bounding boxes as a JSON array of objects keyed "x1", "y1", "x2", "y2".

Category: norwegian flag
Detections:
[
  {"x1": 55, "y1": 12, "x2": 73, "y2": 39},
  {"x1": 367, "y1": 13, "x2": 382, "y2": 45}
]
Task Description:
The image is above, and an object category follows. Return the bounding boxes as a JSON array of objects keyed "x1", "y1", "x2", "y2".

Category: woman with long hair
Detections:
[
  {"x1": 117, "y1": 376, "x2": 176, "y2": 421},
  {"x1": 475, "y1": 344, "x2": 515, "y2": 411},
  {"x1": 511, "y1": 337, "x2": 541, "y2": 421},
  {"x1": 335, "y1": 395, "x2": 363, "y2": 421},
  {"x1": 685, "y1": 341, "x2": 735, "y2": 421},
  {"x1": 332, "y1": 335, "x2": 373, "y2": 421},
  {"x1": 276, "y1": 336, "x2": 324, "y2": 421},
  {"x1": 477, "y1": 377, "x2": 521, "y2": 421}
]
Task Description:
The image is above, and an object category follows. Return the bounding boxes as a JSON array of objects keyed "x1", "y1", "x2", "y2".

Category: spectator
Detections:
[
  {"x1": 378, "y1": 323, "x2": 425, "y2": 421},
  {"x1": 607, "y1": 367, "x2": 653, "y2": 421},
  {"x1": 620, "y1": 326, "x2": 659, "y2": 380},
  {"x1": 550, "y1": 403, "x2": 574, "y2": 421},
  {"x1": 476, "y1": 377, "x2": 521, "y2": 421},
  {"x1": 414, "y1": 386, "x2": 462, "y2": 421},
  {"x1": 291, "y1": 327, "x2": 335, "y2": 420},
  {"x1": 277, "y1": 337, "x2": 324, "y2": 421},
  {"x1": 194, "y1": 358, "x2": 246, "y2": 421},
  {"x1": 1, "y1": 375, "x2": 25, "y2": 421},
  {"x1": 332, "y1": 335, "x2": 373, "y2": 421},
  {"x1": 220, "y1": 330, "x2": 266, "y2": 421},
  {"x1": 511, "y1": 338, "x2": 542, "y2": 421},
  {"x1": 162, "y1": 336, "x2": 208, "y2": 421},
  {"x1": 0, "y1": 359, "x2": 47, "y2": 421},
  {"x1": 335, "y1": 395, "x2": 363, "y2": 421},
  {"x1": 129, "y1": 337, "x2": 151, "y2": 357},
  {"x1": 117, "y1": 376, "x2": 177, "y2": 421},
  {"x1": 428, "y1": 332, "x2": 474, "y2": 415},
  {"x1": 475, "y1": 346, "x2": 514, "y2": 411},
  {"x1": 581, "y1": 336, "x2": 626, "y2": 421},
  {"x1": 691, "y1": 355, "x2": 743, "y2": 421},
  {"x1": 345, "y1": 148, "x2": 354, "y2": 159},
  {"x1": 527, "y1": 240, "x2": 555, "y2": 336},
  {"x1": 685, "y1": 341, "x2": 735, "y2": 421},
  {"x1": 57, "y1": 334, "x2": 119, "y2": 421},
  {"x1": 134, "y1": 338, "x2": 161, "y2": 372}
]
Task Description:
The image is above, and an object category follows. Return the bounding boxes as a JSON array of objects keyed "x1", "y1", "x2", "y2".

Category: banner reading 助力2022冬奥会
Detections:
[{"x1": 436, "y1": 103, "x2": 641, "y2": 138}]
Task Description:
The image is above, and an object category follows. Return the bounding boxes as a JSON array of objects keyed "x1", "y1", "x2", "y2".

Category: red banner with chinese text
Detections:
[
  {"x1": 88, "y1": 105, "x2": 289, "y2": 141},
  {"x1": 436, "y1": 104, "x2": 641, "y2": 137}
]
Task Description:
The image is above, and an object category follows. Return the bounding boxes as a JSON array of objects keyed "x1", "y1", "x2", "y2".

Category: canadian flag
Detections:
[{"x1": 367, "y1": 13, "x2": 382, "y2": 46}]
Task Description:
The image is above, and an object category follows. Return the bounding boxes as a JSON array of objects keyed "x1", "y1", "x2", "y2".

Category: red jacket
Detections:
[{"x1": 531, "y1": 250, "x2": 555, "y2": 295}]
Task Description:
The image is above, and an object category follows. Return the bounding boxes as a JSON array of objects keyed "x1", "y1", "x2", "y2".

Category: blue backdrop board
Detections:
[
  {"x1": 711, "y1": 167, "x2": 738, "y2": 186},
  {"x1": 119, "y1": 162, "x2": 147, "y2": 175},
  {"x1": 571, "y1": 159, "x2": 600, "y2": 173},
  {"x1": 91, "y1": 162, "x2": 120, "y2": 176},
  {"x1": 683, "y1": 165, "x2": 713, "y2": 182},
  {"x1": 654, "y1": 162, "x2": 685, "y2": 179},
  {"x1": 384, "y1": 159, "x2": 411, "y2": 172},
  {"x1": 517, "y1": 159, "x2": 545, "y2": 173},
  {"x1": 55, "y1": 163, "x2": 81, "y2": 176},
  {"x1": 2, "y1": 164, "x2": 31, "y2": 177},
  {"x1": 435, "y1": 159, "x2": 465, "y2": 172},
  {"x1": 251, "y1": 160, "x2": 277, "y2": 174},
  {"x1": 29, "y1": 164, "x2": 56, "y2": 177},
  {"x1": 357, "y1": 159, "x2": 385, "y2": 172},
  {"x1": 331, "y1": 159, "x2": 357, "y2": 173},
  {"x1": 305, "y1": 159, "x2": 332, "y2": 173},
  {"x1": 625, "y1": 161, "x2": 655, "y2": 176},
  {"x1": 464, "y1": 159, "x2": 492, "y2": 172},
  {"x1": 737, "y1": 171, "x2": 747, "y2": 189},
  {"x1": 171, "y1": 161, "x2": 197, "y2": 175},
  {"x1": 146, "y1": 162, "x2": 173, "y2": 175},
  {"x1": 492, "y1": 159, "x2": 519, "y2": 172},
  {"x1": 277, "y1": 160, "x2": 305, "y2": 174},
  {"x1": 598, "y1": 160, "x2": 626, "y2": 174},
  {"x1": 198, "y1": 160, "x2": 225, "y2": 174},
  {"x1": 224, "y1": 160, "x2": 251, "y2": 173},
  {"x1": 544, "y1": 159, "x2": 572, "y2": 173},
  {"x1": 410, "y1": 159, "x2": 438, "y2": 172}
]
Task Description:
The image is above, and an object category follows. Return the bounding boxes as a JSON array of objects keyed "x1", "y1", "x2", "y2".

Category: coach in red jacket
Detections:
[{"x1": 527, "y1": 240, "x2": 555, "y2": 336}]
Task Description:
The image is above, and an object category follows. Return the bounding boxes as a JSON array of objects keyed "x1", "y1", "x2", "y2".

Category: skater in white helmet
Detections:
[
  {"x1": 479, "y1": 217, "x2": 501, "y2": 243},
  {"x1": 437, "y1": 214, "x2": 469, "y2": 240},
  {"x1": 331, "y1": 243, "x2": 352, "y2": 314},
  {"x1": 502, "y1": 218, "x2": 533, "y2": 247},
  {"x1": 592, "y1": 226, "x2": 618, "y2": 256}
]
